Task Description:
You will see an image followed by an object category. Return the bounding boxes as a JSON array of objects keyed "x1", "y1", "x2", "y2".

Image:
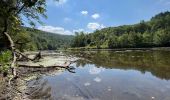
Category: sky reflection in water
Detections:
[{"x1": 28, "y1": 50, "x2": 170, "y2": 100}]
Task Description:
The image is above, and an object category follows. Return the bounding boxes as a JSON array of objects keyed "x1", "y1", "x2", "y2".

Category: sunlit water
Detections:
[{"x1": 28, "y1": 50, "x2": 170, "y2": 100}]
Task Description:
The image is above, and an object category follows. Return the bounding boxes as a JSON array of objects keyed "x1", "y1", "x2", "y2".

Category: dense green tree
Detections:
[
  {"x1": 128, "y1": 32, "x2": 143, "y2": 47},
  {"x1": 108, "y1": 35, "x2": 118, "y2": 49},
  {"x1": 118, "y1": 34, "x2": 129, "y2": 47},
  {"x1": 0, "y1": 0, "x2": 59, "y2": 76},
  {"x1": 71, "y1": 11, "x2": 170, "y2": 49},
  {"x1": 142, "y1": 31, "x2": 153, "y2": 47},
  {"x1": 72, "y1": 32, "x2": 86, "y2": 47},
  {"x1": 154, "y1": 29, "x2": 170, "y2": 46},
  {"x1": 25, "y1": 27, "x2": 73, "y2": 50}
]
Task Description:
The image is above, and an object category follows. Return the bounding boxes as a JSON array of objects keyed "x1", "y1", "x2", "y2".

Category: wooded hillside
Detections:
[
  {"x1": 72, "y1": 11, "x2": 170, "y2": 49},
  {"x1": 0, "y1": 27, "x2": 74, "y2": 51}
]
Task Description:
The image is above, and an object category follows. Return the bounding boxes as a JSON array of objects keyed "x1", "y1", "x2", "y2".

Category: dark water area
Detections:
[{"x1": 28, "y1": 50, "x2": 170, "y2": 100}]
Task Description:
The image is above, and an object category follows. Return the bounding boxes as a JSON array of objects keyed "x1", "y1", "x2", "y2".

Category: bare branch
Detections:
[{"x1": 15, "y1": 51, "x2": 42, "y2": 61}]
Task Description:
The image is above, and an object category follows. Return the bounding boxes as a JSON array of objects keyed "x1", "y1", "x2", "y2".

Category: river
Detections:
[{"x1": 27, "y1": 50, "x2": 170, "y2": 100}]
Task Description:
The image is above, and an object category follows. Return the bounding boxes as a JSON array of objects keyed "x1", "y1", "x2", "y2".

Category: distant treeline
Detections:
[
  {"x1": 25, "y1": 28, "x2": 74, "y2": 50},
  {"x1": 0, "y1": 27, "x2": 74, "y2": 51},
  {"x1": 71, "y1": 11, "x2": 170, "y2": 49}
]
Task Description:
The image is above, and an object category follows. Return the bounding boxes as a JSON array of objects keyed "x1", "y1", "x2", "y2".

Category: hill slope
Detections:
[
  {"x1": 24, "y1": 28, "x2": 74, "y2": 50},
  {"x1": 25, "y1": 28, "x2": 74, "y2": 50},
  {"x1": 71, "y1": 11, "x2": 170, "y2": 49},
  {"x1": 0, "y1": 27, "x2": 74, "y2": 51}
]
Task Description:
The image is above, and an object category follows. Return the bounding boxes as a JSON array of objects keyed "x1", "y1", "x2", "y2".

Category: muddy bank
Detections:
[
  {"x1": 0, "y1": 51, "x2": 79, "y2": 99},
  {"x1": 0, "y1": 76, "x2": 9, "y2": 99}
]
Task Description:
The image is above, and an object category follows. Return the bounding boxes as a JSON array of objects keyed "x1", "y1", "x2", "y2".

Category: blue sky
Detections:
[{"x1": 36, "y1": 0, "x2": 170, "y2": 35}]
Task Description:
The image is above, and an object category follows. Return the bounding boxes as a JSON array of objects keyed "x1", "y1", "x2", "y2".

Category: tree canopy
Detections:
[
  {"x1": 72, "y1": 11, "x2": 170, "y2": 49},
  {"x1": 0, "y1": 0, "x2": 73, "y2": 51},
  {"x1": 0, "y1": 0, "x2": 60, "y2": 76}
]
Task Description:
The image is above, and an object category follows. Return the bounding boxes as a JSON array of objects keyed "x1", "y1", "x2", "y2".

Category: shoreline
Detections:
[
  {"x1": 68, "y1": 47, "x2": 170, "y2": 51},
  {"x1": 1, "y1": 48, "x2": 170, "y2": 99},
  {"x1": 0, "y1": 52, "x2": 79, "y2": 99}
]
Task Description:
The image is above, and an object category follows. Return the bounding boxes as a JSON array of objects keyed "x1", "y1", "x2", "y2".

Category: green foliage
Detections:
[
  {"x1": 118, "y1": 34, "x2": 129, "y2": 47},
  {"x1": 0, "y1": 51, "x2": 12, "y2": 73},
  {"x1": 128, "y1": 32, "x2": 143, "y2": 47},
  {"x1": 0, "y1": 0, "x2": 49, "y2": 34},
  {"x1": 153, "y1": 29, "x2": 170, "y2": 46},
  {"x1": 142, "y1": 31, "x2": 153, "y2": 47},
  {"x1": 0, "y1": 0, "x2": 60, "y2": 51},
  {"x1": 71, "y1": 32, "x2": 87, "y2": 47},
  {"x1": 25, "y1": 27, "x2": 74, "y2": 50},
  {"x1": 0, "y1": 27, "x2": 73, "y2": 51},
  {"x1": 108, "y1": 35, "x2": 118, "y2": 49},
  {"x1": 72, "y1": 11, "x2": 170, "y2": 49}
]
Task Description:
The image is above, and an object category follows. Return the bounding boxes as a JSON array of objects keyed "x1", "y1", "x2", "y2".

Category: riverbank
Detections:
[
  {"x1": 1, "y1": 48, "x2": 170, "y2": 99},
  {"x1": 16, "y1": 49, "x2": 170, "y2": 100},
  {"x1": 68, "y1": 47, "x2": 170, "y2": 51},
  {"x1": 0, "y1": 51, "x2": 79, "y2": 99}
]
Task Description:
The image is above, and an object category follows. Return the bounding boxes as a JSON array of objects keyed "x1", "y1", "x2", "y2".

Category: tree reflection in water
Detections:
[
  {"x1": 70, "y1": 50, "x2": 170, "y2": 80},
  {"x1": 27, "y1": 50, "x2": 170, "y2": 100}
]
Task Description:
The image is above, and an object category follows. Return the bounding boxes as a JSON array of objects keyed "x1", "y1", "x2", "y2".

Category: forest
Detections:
[
  {"x1": 0, "y1": 27, "x2": 73, "y2": 51},
  {"x1": 0, "y1": 0, "x2": 74, "y2": 78},
  {"x1": 1, "y1": 0, "x2": 170, "y2": 99},
  {"x1": 71, "y1": 11, "x2": 170, "y2": 49}
]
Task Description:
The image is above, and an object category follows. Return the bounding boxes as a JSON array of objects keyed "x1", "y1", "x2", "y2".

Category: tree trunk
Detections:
[{"x1": 3, "y1": 32, "x2": 17, "y2": 77}]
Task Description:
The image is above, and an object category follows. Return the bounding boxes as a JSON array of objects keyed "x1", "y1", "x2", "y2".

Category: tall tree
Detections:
[{"x1": 0, "y1": 0, "x2": 58, "y2": 77}]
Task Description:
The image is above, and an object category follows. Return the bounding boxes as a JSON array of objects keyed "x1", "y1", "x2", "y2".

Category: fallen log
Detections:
[
  {"x1": 17, "y1": 61, "x2": 75, "y2": 73},
  {"x1": 18, "y1": 64, "x2": 69, "y2": 68}
]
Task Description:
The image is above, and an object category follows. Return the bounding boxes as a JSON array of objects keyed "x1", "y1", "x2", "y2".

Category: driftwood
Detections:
[
  {"x1": 1, "y1": 16, "x2": 74, "y2": 82},
  {"x1": 3, "y1": 31, "x2": 42, "y2": 75},
  {"x1": 18, "y1": 61, "x2": 71, "y2": 68},
  {"x1": 0, "y1": 49, "x2": 77, "y2": 75},
  {"x1": 3, "y1": 32, "x2": 17, "y2": 77},
  {"x1": 18, "y1": 61, "x2": 76, "y2": 73},
  {"x1": 16, "y1": 51, "x2": 42, "y2": 61}
]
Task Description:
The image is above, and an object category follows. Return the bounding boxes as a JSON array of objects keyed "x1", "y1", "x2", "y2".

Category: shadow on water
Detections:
[{"x1": 27, "y1": 50, "x2": 170, "y2": 100}]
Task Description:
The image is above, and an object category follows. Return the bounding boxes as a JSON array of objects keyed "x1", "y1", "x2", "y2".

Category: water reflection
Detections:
[
  {"x1": 28, "y1": 64, "x2": 170, "y2": 100},
  {"x1": 89, "y1": 67, "x2": 105, "y2": 75},
  {"x1": 27, "y1": 50, "x2": 170, "y2": 100},
  {"x1": 72, "y1": 50, "x2": 170, "y2": 80},
  {"x1": 28, "y1": 78, "x2": 52, "y2": 99},
  {"x1": 93, "y1": 77, "x2": 102, "y2": 83}
]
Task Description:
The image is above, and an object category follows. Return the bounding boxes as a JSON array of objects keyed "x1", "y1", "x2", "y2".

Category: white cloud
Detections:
[
  {"x1": 89, "y1": 67, "x2": 105, "y2": 75},
  {"x1": 91, "y1": 13, "x2": 100, "y2": 19},
  {"x1": 47, "y1": 0, "x2": 67, "y2": 6},
  {"x1": 73, "y1": 29, "x2": 84, "y2": 33},
  {"x1": 100, "y1": 24, "x2": 106, "y2": 28},
  {"x1": 38, "y1": 23, "x2": 106, "y2": 35},
  {"x1": 87, "y1": 23, "x2": 100, "y2": 30},
  {"x1": 56, "y1": 0, "x2": 67, "y2": 5},
  {"x1": 38, "y1": 25, "x2": 73, "y2": 35},
  {"x1": 73, "y1": 29, "x2": 90, "y2": 34},
  {"x1": 87, "y1": 22, "x2": 105, "y2": 30},
  {"x1": 81, "y1": 11, "x2": 88, "y2": 15}
]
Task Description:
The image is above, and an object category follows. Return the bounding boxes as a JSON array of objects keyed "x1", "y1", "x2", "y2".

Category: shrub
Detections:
[{"x1": 0, "y1": 50, "x2": 12, "y2": 74}]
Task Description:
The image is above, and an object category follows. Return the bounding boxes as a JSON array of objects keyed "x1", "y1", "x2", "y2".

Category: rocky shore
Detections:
[{"x1": 0, "y1": 51, "x2": 79, "y2": 100}]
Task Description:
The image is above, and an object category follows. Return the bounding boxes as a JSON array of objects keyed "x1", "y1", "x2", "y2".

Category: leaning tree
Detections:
[{"x1": 0, "y1": 0, "x2": 58, "y2": 78}]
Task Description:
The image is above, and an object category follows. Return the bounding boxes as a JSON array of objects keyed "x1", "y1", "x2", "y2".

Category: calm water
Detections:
[{"x1": 28, "y1": 50, "x2": 170, "y2": 100}]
